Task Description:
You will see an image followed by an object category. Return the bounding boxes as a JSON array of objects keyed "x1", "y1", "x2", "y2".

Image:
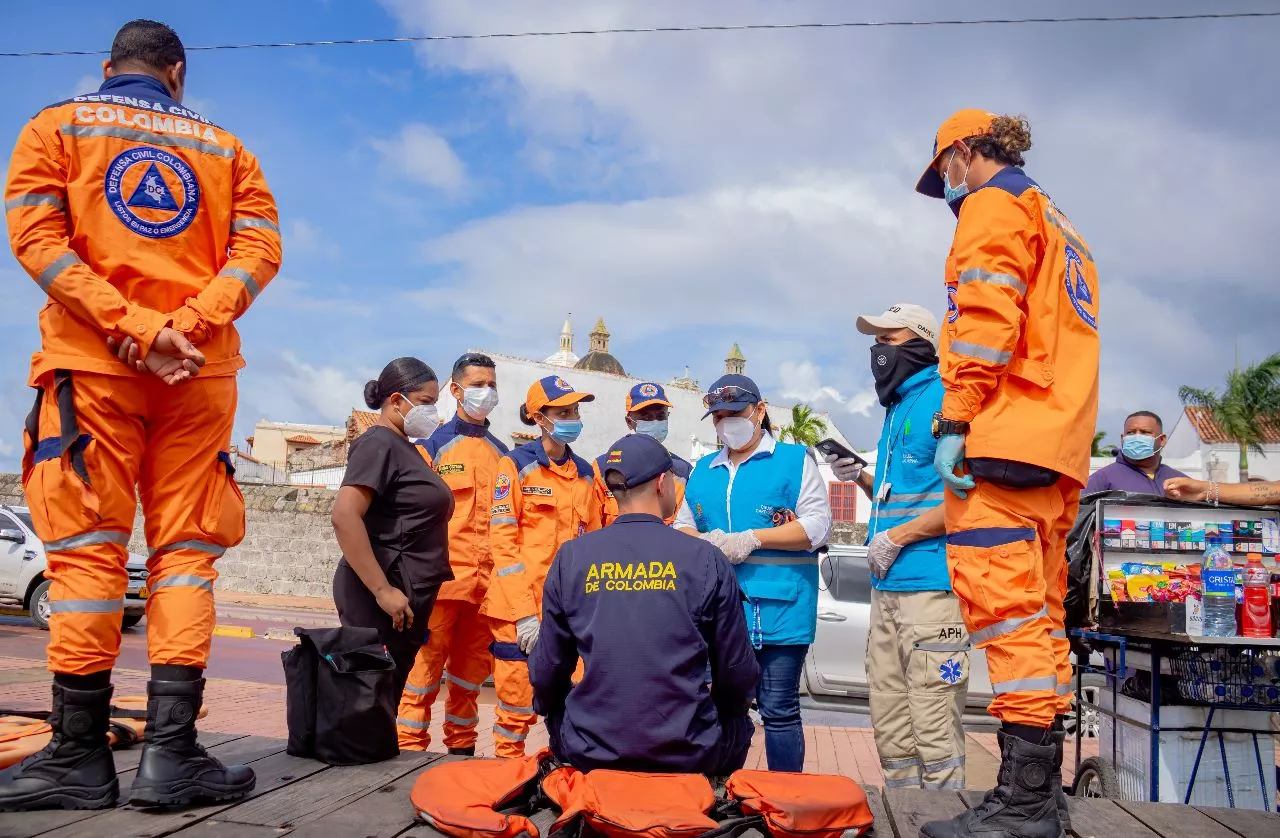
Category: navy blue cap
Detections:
[
  {"x1": 702, "y1": 373, "x2": 762, "y2": 419},
  {"x1": 601, "y1": 434, "x2": 674, "y2": 490}
]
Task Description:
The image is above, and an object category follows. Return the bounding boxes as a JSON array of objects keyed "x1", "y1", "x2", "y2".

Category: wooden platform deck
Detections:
[{"x1": 1, "y1": 734, "x2": 1276, "y2": 838}]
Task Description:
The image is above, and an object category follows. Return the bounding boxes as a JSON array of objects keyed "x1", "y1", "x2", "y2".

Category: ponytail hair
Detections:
[
  {"x1": 965, "y1": 114, "x2": 1032, "y2": 167},
  {"x1": 518, "y1": 404, "x2": 539, "y2": 426},
  {"x1": 762, "y1": 411, "x2": 774, "y2": 433},
  {"x1": 364, "y1": 357, "x2": 437, "y2": 409}
]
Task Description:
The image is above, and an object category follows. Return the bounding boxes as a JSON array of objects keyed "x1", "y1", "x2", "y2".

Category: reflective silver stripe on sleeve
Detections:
[
  {"x1": 1044, "y1": 211, "x2": 1094, "y2": 262},
  {"x1": 48, "y1": 598, "x2": 123, "y2": 614},
  {"x1": 496, "y1": 563, "x2": 525, "y2": 577},
  {"x1": 880, "y1": 756, "x2": 922, "y2": 770},
  {"x1": 518, "y1": 462, "x2": 540, "y2": 481},
  {"x1": 445, "y1": 714, "x2": 480, "y2": 726},
  {"x1": 147, "y1": 574, "x2": 214, "y2": 593},
  {"x1": 1057, "y1": 682, "x2": 1074, "y2": 696},
  {"x1": 44, "y1": 530, "x2": 130, "y2": 552},
  {"x1": 230, "y1": 217, "x2": 280, "y2": 234},
  {"x1": 445, "y1": 673, "x2": 482, "y2": 692},
  {"x1": 882, "y1": 491, "x2": 945, "y2": 504},
  {"x1": 402, "y1": 682, "x2": 439, "y2": 697},
  {"x1": 493, "y1": 725, "x2": 527, "y2": 742},
  {"x1": 61, "y1": 124, "x2": 234, "y2": 159},
  {"x1": 219, "y1": 267, "x2": 261, "y2": 299},
  {"x1": 1050, "y1": 629, "x2": 1068, "y2": 640},
  {"x1": 922, "y1": 755, "x2": 966, "y2": 774},
  {"x1": 6, "y1": 193, "x2": 65, "y2": 211},
  {"x1": 958, "y1": 268, "x2": 1028, "y2": 296},
  {"x1": 882, "y1": 776, "x2": 922, "y2": 789},
  {"x1": 914, "y1": 641, "x2": 971, "y2": 653},
  {"x1": 396, "y1": 716, "x2": 429, "y2": 730},
  {"x1": 991, "y1": 675, "x2": 1058, "y2": 694},
  {"x1": 949, "y1": 340, "x2": 1012, "y2": 365},
  {"x1": 742, "y1": 554, "x2": 815, "y2": 566},
  {"x1": 491, "y1": 516, "x2": 518, "y2": 527},
  {"x1": 150, "y1": 540, "x2": 226, "y2": 558},
  {"x1": 37, "y1": 252, "x2": 82, "y2": 291},
  {"x1": 969, "y1": 605, "x2": 1049, "y2": 645}
]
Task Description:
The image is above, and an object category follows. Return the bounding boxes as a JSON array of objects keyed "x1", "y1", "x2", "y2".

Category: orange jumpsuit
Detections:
[
  {"x1": 592, "y1": 448, "x2": 692, "y2": 526},
  {"x1": 939, "y1": 167, "x2": 1099, "y2": 727},
  {"x1": 397, "y1": 417, "x2": 509, "y2": 751},
  {"x1": 481, "y1": 440, "x2": 600, "y2": 757},
  {"x1": 5, "y1": 74, "x2": 280, "y2": 675}
]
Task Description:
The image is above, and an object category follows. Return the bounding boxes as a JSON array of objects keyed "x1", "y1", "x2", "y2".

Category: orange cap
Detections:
[
  {"x1": 525, "y1": 375, "x2": 595, "y2": 415},
  {"x1": 916, "y1": 109, "x2": 997, "y2": 198}
]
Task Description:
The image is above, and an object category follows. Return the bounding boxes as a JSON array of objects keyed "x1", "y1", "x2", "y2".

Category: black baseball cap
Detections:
[
  {"x1": 702, "y1": 373, "x2": 762, "y2": 418},
  {"x1": 601, "y1": 434, "x2": 674, "y2": 491}
]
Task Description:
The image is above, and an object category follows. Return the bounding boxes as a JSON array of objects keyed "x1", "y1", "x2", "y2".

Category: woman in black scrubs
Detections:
[{"x1": 331, "y1": 357, "x2": 454, "y2": 697}]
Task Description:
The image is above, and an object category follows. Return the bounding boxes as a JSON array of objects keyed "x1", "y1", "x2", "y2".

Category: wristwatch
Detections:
[{"x1": 932, "y1": 412, "x2": 970, "y2": 439}]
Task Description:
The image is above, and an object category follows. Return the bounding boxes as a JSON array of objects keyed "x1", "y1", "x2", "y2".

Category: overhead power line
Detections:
[{"x1": 1, "y1": 11, "x2": 1278, "y2": 58}]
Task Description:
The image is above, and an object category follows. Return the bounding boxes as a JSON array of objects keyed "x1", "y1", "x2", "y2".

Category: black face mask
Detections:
[{"x1": 871, "y1": 338, "x2": 938, "y2": 406}]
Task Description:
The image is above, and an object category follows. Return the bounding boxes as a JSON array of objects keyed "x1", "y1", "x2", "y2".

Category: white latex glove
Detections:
[
  {"x1": 720, "y1": 530, "x2": 762, "y2": 564},
  {"x1": 516, "y1": 616, "x2": 540, "y2": 654},
  {"x1": 867, "y1": 531, "x2": 903, "y2": 579},
  {"x1": 699, "y1": 529, "x2": 731, "y2": 550},
  {"x1": 824, "y1": 452, "x2": 863, "y2": 483}
]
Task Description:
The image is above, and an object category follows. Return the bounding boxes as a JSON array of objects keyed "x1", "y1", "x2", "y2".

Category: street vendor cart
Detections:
[{"x1": 1067, "y1": 493, "x2": 1280, "y2": 812}]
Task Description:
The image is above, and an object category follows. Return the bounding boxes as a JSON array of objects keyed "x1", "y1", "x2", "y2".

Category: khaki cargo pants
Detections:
[{"x1": 867, "y1": 588, "x2": 970, "y2": 790}]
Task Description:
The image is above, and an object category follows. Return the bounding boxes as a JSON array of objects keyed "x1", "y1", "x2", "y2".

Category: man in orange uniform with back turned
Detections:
[
  {"x1": 915, "y1": 110, "x2": 1099, "y2": 838},
  {"x1": 1, "y1": 20, "x2": 280, "y2": 811}
]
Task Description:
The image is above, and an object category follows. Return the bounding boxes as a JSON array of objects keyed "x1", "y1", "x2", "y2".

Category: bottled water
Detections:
[{"x1": 1201, "y1": 545, "x2": 1237, "y2": 637}]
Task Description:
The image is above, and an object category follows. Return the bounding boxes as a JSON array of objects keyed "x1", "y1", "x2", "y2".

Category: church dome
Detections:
[{"x1": 574, "y1": 351, "x2": 626, "y2": 376}]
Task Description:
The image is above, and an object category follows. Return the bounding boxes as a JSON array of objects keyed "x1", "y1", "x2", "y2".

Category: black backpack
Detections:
[{"x1": 282, "y1": 625, "x2": 399, "y2": 765}]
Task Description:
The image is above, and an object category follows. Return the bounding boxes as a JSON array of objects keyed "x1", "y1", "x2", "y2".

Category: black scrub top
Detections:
[{"x1": 341, "y1": 425, "x2": 454, "y2": 591}]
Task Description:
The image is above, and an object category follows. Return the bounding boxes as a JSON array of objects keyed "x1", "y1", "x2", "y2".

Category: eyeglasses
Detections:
[{"x1": 702, "y1": 385, "x2": 759, "y2": 409}]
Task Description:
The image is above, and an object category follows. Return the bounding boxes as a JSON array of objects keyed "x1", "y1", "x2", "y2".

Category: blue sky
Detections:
[{"x1": 3, "y1": 0, "x2": 1279, "y2": 469}]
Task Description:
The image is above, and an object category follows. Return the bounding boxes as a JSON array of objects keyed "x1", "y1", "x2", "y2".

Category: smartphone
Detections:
[{"x1": 815, "y1": 438, "x2": 867, "y2": 466}]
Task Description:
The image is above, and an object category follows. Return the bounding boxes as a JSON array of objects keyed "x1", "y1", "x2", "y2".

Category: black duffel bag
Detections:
[{"x1": 282, "y1": 625, "x2": 399, "y2": 765}]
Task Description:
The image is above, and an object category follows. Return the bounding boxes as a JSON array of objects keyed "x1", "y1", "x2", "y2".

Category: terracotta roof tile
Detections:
[
  {"x1": 1185, "y1": 406, "x2": 1280, "y2": 445},
  {"x1": 347, "y1": 410, "x2": 380, "y2": 441},
  {"x1": 286, "y1": 434, "x2": 322, "y2": 445}
]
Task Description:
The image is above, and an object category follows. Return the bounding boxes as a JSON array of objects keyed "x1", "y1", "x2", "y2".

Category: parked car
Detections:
[
  {"x1": 0, "y1": 504, "x2": 147, "y2": 630},
  {"x1": 806, "y1": 543, "x2": 1101, "y2": 733}
]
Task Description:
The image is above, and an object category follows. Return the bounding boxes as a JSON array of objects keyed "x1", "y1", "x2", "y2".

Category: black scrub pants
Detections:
[{"x1": 333, "y1": 560, "x2": 439, "y2": 700}]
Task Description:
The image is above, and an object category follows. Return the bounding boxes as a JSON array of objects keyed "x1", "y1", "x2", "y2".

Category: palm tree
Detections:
[
  {"x1": 779, "y1": 403, "x2": 827, "y2": 447},
  {"x1": 1091, "y1": 431, "x2": 1111, "y2": 457},
  {"x1": 1179, "y1": 352, "x2": 1280, "y2": 481}
]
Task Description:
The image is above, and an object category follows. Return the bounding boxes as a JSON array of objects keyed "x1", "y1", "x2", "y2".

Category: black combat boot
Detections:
[
  {"x1": 447, "y1": 746, "x2": 476, "y2": 756},
  {"x1": 920, "y1": 731, "x2": 1063, "y2": 838},
  {"x1": 1050, "y1": 720, "x2": 1071, "y2": 832},
  {"x1": 0, "y1": 683, "x2": 118, "y2": 811},
  {"x1": 129, "y1": 678, "x2": 255, "y2": 807}
]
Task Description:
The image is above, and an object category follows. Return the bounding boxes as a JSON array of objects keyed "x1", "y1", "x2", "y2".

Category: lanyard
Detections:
[{"x1": 871, "y1": 387, "x2": 929, "y2": 528}]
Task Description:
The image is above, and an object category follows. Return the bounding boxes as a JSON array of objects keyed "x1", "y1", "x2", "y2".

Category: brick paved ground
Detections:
[{"x1": 2, "y1": 654, "x2": 1105, "y2": 789}]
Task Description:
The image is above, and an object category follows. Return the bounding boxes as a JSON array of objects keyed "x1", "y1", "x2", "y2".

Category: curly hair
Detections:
[{"x1": 964, "y1": 114, "x2": 1033, "y2": 167}]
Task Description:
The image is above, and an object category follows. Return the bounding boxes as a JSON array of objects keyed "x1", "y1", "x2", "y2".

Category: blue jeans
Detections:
[{"x1": 756, "y1": 644, "x2": 807, "y2": 772}]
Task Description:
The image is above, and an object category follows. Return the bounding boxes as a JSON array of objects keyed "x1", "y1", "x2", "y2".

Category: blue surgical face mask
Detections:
[
  {"x1": 1121, "y1": 433, "x2": 1159, "y2": 461},
  {"x1": 943, "y1": 149, "x2": 971, "y2": 206},
  {"x1": 634, "y1": 419, "x2": 669, "y2": 444},
  {"x1": 550, "y1": 419, "x2": 583, "y2": 445}
]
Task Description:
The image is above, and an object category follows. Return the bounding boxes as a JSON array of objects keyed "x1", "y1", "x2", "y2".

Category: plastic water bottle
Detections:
[
  {"x1": 1200, "y1": 545, "x2": 1237, "y2": 637},
  {"x1": 1240, "y1": 555, "x2": 1273, "y2": 638}
]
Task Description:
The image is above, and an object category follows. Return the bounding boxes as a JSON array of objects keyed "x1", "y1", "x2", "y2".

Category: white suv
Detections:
[{"x1": 0, "y1": 504, "x2": 147, "y2": 630}]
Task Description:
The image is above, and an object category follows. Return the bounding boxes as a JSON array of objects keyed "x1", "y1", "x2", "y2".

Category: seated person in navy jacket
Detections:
[{"x1": 529, "y1": 434, "x2": 759, "y2": 775}]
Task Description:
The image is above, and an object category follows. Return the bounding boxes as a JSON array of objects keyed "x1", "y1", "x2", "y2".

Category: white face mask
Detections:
[
  {"x1": 716, "y1": 416, "x2": 758, "y2": 451},
  {"x1": 461, "y1": 386, "x2": 499, "y2": 420},
  {"x1": 399, "y1": 397, "x2": 441, "y2": 440}
]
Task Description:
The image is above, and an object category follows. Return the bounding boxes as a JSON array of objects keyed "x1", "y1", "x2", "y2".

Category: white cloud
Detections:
[
  {"x1": 777, "y1": 360, "x2": 878, "y2": 419},
  {"x1": 286, "y1": 219, "x2": 342, "y2": 260},
  {"x1": 238, "y1": 350, "x2": 366, "y2": 432},
  {"x1": 370, "y1": 123, "x2": 468, "y2": 194}
]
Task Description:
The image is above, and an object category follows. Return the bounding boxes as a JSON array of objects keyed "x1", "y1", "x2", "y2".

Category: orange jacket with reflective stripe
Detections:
[
  {"x1": 591, "y1": 448, "x2": 693, "y2": 527},
  {"x1": 420, "y1": 417, "x2": 510, "y2": 605},
  {"x1": 481, "y1": 440, "x2": 601, "y2": 623},
  {"x1": 940, "y1": 167, "x2": 1100, "y2": 486},
  {"x1": 4, "y1": 75, "x2": 281, "y2": 385}
]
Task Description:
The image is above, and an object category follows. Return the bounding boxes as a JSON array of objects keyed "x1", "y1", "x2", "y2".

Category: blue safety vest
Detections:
[
  {"x1": 868, "y1": 366, "x2": 950, "y2": 592},
  {"x1": 684, "y1": 437, "x2": 818, "y2": 646}
]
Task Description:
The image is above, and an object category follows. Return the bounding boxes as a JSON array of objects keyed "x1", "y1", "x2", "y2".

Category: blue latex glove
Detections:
[{"x1": 934, "y1": 434, "x2": 976, "y2": 499}]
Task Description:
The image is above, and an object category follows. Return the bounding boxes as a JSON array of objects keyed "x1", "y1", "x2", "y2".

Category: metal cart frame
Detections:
[{"x1": 1069, "y1": 627, "x2": 1279, "y2": 808}]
